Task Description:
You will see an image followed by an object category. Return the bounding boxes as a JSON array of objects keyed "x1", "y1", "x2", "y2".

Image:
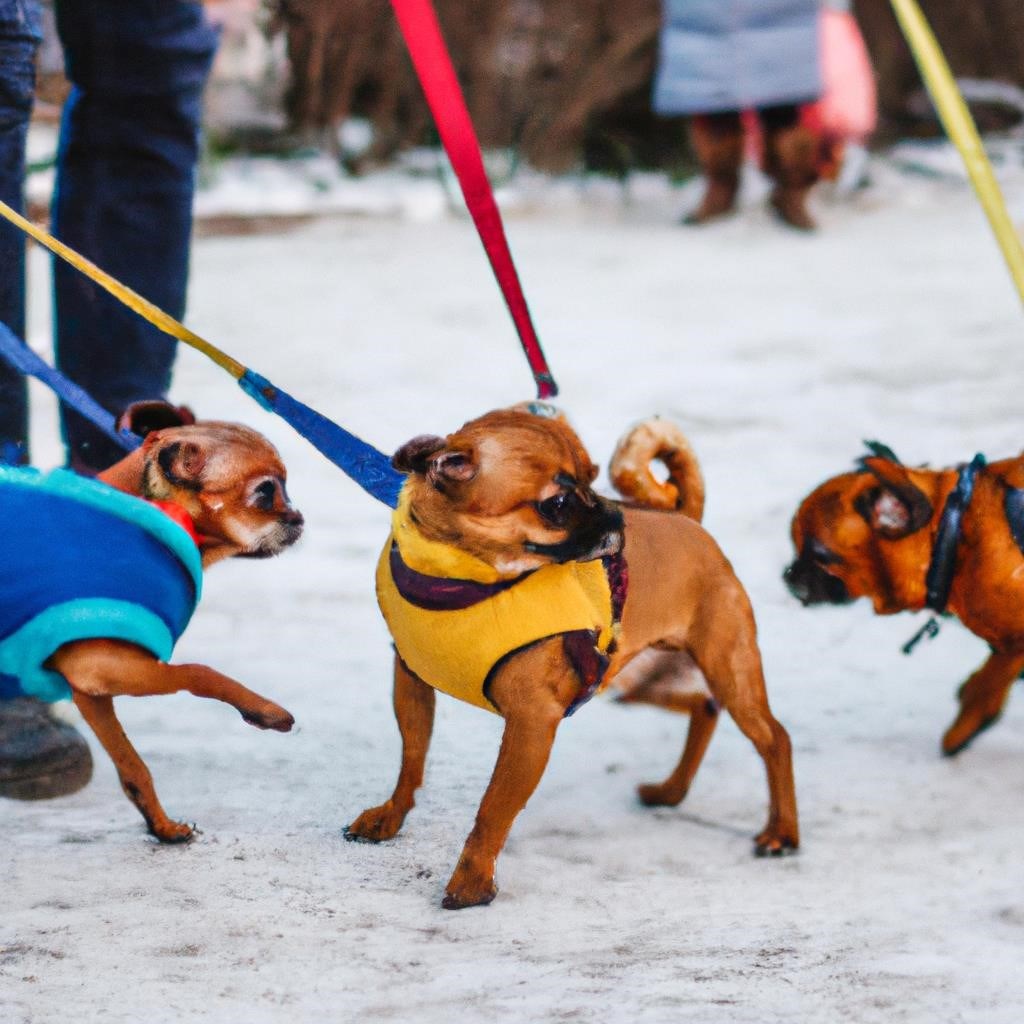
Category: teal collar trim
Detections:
[{"x1": 0, "y1": 599, "x2": 175, "y2": 702}]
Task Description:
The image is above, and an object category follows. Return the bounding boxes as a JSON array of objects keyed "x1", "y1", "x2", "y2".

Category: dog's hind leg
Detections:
[
  {"x1": 942, "y1": 650, "x2": 1024, "y2": 756},
  {"x1": 52, "y1": 640, "x2": 293, "y2": 732},
  {"x1": 613, "y1": 648, "x2": 719, "y2": 807},
  {"x1": 346, "y1": 657, "x2": 435, "y2": 843},
  {"x1": 688, "y1": 592, "x2": 799, "y2": 856},
  {"x1": 637, "y1": 692, "x2": 719, "y2": 808},
  {"x1": 71, "y1": 691, "x2": 194, "y2": 843}
]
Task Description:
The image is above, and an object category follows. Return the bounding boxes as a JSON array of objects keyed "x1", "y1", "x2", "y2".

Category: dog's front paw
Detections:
[
  {"x1": 442, "y1": 857, "x2": 498, "y2": 910},
  {"x1": 754, "y1": 826, "x2": 798, "y2": 857},
  {"x1": 344, "y1": 802, "x2": 407, "y2": 843},
  {"x1": 240, "y1": 701, "x2": 294, "y2": 733},
  {"x1": 637, "y1": 781, "x2": 688, "y2": 807},
  {"x1": 150, "y1": 819, "x2": 196, "y2": 844},
  {"x1": 941, "y1": 709, "x2": 1002, "y2": 757},
  {"x1": 442, "y1": 877, "x2": 497, "y2": 910}
]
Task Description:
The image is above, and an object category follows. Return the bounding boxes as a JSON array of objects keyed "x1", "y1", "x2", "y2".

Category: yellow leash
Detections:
[
  {"x1": 889, "y1": 0, "x2": 1024, "y2": 306},
  {"x1": 0, "y1": 199, "x2": 407, "y2": 506},
  {"x1": 0, "y1": 197, "x2": 246, "y2": 378}
]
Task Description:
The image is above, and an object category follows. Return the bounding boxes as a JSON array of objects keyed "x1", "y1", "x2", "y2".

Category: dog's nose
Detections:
[
  {"x1": 783, "y1": 559, "x2": 852, "y2": 606},
  {"x1": 600, "y1": 500, "x2": 625, "y2": 531},
  {"x1": 782, "y1": 561, "x2": 811, "y2": 604},
  {"x1": 281, "y1": 508, "x2": 304, "y2": 547}
]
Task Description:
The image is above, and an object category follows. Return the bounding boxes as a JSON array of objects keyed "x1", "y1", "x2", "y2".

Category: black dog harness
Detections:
[
  {"x1": 1003, "y1": 483, "x2": 1024, "y2": 555},
  {"x1": 903, "y1": 453, "x2": 985, "y2": 654}
]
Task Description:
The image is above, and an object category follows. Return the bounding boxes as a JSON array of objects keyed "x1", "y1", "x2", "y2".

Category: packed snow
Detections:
[{"x1": 5, "y1": 149, "x2": 1024, "y2": 1022}]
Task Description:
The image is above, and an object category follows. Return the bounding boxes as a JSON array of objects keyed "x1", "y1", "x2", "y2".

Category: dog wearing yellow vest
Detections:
[{"x1": 347, "y1": 407, "x2": 798, "y2": 909}]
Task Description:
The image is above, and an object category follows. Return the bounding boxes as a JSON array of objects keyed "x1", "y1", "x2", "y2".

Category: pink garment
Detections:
[{"x1": 810, "y1": 8, "x2": 877, "y2": 143}]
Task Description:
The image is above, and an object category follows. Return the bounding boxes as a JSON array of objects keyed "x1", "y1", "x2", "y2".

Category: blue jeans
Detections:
[
  {"x1": 0, "y1": 0, "x2": 218, "y2": 469},
  {"x1": 0, "y1": 0, "x2": 40, "y2": 464}
]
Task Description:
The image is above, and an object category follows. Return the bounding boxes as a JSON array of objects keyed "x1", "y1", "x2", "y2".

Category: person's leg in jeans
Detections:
[
  {"x1": 0, "y1": 0, "x2": 40, "y2": 466},
  {"x1": 2, "y1": 2, "x2": 218, "y2": 799},
  {"x1": 53, "y1": 0, "x2": 218, "y2": 471},
  {"x1": 0, "y1": 0, "x2": 94, "y2": 800}
]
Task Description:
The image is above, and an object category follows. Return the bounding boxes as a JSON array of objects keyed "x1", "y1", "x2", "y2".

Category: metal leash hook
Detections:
[{"x1": 901, "y1": 615, "x2": 941, "y2": 655}]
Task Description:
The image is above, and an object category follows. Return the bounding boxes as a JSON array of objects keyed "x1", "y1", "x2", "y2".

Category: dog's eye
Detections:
[
  {"x1": 252, "y1": 480, "x2": 277, "y2": 510},
  {"x1": 535, "y1": 491, "x2": 579, "y2": 527},
  {"x1": 805, "y1": 538, "x2": 842, "y2": 566}
]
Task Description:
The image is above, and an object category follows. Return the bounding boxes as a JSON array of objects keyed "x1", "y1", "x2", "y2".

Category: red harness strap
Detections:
[
  {"x1": 388, "y1": 0, "x2": 558, "y2": 399},
  {"x1": 146, "y1": 499, "x2": 205, "y2": 549}
]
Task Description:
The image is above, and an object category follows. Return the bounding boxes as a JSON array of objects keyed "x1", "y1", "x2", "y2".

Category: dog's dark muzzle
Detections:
[
  {"x1": 783, "y1": 556, "x2": 852, "y2": 606},
  {"x1": 525, "y1": 499, "x2": 625, "y2": 563}
]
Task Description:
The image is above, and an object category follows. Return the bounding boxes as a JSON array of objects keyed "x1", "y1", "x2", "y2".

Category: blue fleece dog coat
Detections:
[{"x1": 0, "y1": 467, "x2": 202, "y2": 702}]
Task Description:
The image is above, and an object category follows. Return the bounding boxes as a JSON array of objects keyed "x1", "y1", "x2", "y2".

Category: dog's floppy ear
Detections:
[
  {"x1": 856, "y1": 456, "x2": 933, "y2": 538},
  {"x1": 117, "y1": 400, "x2": 196, "y2": 437},
  {"x1": 144, "y1": 435, "x2": 206, "y2": 491},
  {"x1": 861, "y1": 439, "x2": 901, "y2": 464},
  {"x1": 428, "y1": 449, "x2": 477, "y2": 487},
  {"x1": 392, "y1": 434, "x2": 476, "y2": 486},
  {"x1": 392, "y1": 435, "x2": 446, "y2": 474}
]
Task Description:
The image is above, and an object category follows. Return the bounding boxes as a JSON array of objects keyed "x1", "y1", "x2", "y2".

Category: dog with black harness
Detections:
[{"x1": 786, "y1": 441, "x2": 1024, "y2": 756}]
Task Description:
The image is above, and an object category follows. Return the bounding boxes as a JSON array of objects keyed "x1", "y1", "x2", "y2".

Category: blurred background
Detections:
[
  {"x1": 28, "y1": 0, "x2": 1024, "y2": 185},
  {"x1": 9, "y1": 6, "x2": 1024, "y2": 1020}
]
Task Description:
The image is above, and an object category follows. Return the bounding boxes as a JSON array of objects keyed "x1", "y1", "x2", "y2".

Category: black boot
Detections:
[{"x1": 0, "y1": 697, "x2": 93, "y2": 800}]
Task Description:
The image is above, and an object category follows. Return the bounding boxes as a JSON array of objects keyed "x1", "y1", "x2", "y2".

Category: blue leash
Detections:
[
  {"x1": 238, "y1": 369, "x2": 403, "y2": 508},
  {"x1": 0, "y1": 321, "x2": 140, "y2": 456},
  {"x1": 0, "y1": 320, "x2": 404, "y2": 507}
]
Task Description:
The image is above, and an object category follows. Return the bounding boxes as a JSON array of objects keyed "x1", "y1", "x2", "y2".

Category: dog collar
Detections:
[
  {"x1": 146, "y1": 499, "x2": 206, "y2": 549},
  {"x1": 904, "y1": 453, "x2": 986, "y2": 655},
  {"x1": 924, "y1": 454, "x2": 986, "y2": 613}
]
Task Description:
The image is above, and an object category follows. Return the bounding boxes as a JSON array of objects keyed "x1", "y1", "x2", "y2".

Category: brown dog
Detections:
[
  {"x1": 786, "y1": 442, "x2": 1024, "y2": 755},
  {"x1": 346, "y1": 408, "x2": 798, "y2": 909},
  {"x1": 32, "y1": 403, "x2": 302, "y2": 842}
]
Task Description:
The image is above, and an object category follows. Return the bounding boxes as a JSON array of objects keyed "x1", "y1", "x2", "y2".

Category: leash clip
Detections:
[{"x1": 902, "y1": 615, "x2": 941, "y2": 655}]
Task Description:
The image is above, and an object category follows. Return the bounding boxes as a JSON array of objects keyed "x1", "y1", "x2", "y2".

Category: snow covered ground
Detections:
[{"x1": 6, "y1": 152, "x2": 1024, "y2": 1022}]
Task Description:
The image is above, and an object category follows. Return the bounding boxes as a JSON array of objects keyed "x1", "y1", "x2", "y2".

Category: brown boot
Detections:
[
  {"x1": 763, "y1": 121, "x2": 819, "y2": 232},
  {"x1": 684, "y1": 113, "x2": 744, "y2": 225}
]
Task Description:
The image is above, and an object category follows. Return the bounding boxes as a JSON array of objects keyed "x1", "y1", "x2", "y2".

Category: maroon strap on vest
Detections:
[
  {"x1": 562, "y1": 630, "x2": 610, "y2": 717},
  {"x1": 389, "y1": 543, "x2": 530, "y2": 610},
  {"x1": 391, "y1": 541, "x2": 630, "y2": 717},
  {"x1": 603, "y1": 551, "x2": 628, "y2": 622},
  {"x1": 562, "y1": 553, "x2": 628, "y2": 715}
]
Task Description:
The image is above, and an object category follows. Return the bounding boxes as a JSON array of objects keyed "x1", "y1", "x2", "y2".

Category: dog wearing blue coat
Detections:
[{"x1": 0, "y1": 404, "x2": 303, "y2": 842}]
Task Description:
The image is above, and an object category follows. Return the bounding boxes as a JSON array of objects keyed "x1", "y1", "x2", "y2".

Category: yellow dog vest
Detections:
[{"x1": 376, "y1": 492, "x2": 616, "y2": 714}]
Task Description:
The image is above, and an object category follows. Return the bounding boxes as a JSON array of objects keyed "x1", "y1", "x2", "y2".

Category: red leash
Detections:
[{"x1": 389, "y1": 0, "x2": 558, "y2": 399}]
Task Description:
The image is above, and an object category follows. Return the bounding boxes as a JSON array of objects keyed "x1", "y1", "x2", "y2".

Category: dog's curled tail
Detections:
[{"x1": 609, "y1": 419, "x2": 705, "y2": 522}]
